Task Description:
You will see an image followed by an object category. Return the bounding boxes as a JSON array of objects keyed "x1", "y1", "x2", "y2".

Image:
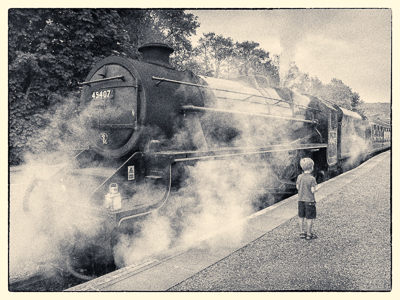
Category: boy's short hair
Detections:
[{"x1": 300, "y1": 157, "x2": 314, "y2": 172}]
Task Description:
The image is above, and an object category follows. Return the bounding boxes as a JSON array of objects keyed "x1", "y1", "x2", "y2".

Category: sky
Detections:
[{"x1": 186, "y1": 9, "x2": 391, "y2": 103}]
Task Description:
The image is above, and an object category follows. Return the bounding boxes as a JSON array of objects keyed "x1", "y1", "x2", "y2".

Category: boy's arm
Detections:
[
  {"x1": 311, "y1": 178, "x2": 319, "y2": 193},
  {"x1": 311, "y1": 185, "x2": 319, "y2": 193}
]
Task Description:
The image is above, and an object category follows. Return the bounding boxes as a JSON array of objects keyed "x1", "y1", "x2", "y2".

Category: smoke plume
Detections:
[
  {"x1": 10, "y1": 74, "x2": 300, "y2": 280},
  {"x1": 9, "y1": 95, "x2": 115, "y2": 280},
  {"x1": 277, "y1": 10, "x2": 337, "y2": 85},
  {"x1": 111, "y1": 77, "x2": 298, "y2": 268}
]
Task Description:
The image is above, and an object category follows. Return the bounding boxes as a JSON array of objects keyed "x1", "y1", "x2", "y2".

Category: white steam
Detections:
[
  {"x1": 112, "y1": 77, "x2": 299, "y2": 268},
  {"x1": 278, "y1": 10, "x2": 337, "y2": 85},
  {"x1": 9, "y1": 162, "x2": 105, "y2": 279},
  {"x1": 10, "y1": 74, "x2": 302, "y2": 279},
  {"x1": 9, "y1": 95, "x2": 114, "y2": 279},
  {"x1": 112, "y1": 157, "x2": 274, "y2": 268},
  {"x1": 113, "y1": 213, "x2": 173, "y2": 266},
  {"x1": 340, "y1": 123, "x2": 369, "y2": 170}
]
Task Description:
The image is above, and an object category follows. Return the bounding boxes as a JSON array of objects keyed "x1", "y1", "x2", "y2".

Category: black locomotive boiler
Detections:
[
  {"x1": 22, "y1": 43, "x2": 390, "y2": 278},
  {"x1": 75, "y1": 43, "x2": 335, "y2": 219}
]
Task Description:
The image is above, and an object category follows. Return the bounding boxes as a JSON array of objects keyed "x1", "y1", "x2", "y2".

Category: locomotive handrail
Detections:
[
  {"x1": 89, "y1": 151, "x2": 143, "y2": 196},
  {"x1": 214, "y1": 96, "x2": 291, "y2": 110},
  {"x1": 150, "y1": 143, "x2": 327, "y2": 156},
  {"x1": 152, "y1": 76, "x2": 319, "y2": 112},
  {"x1": 97, "y1": 123, "x2": 136, "y2": 129},
  {"x1": 78, "y1": 75, "x2": 125, "y2": 86},
  {"x1": 73, "y1": 147, "x2": 90, "y2": 158},
  {"x1": 171, "y1": 143, "x2": 327, "y2": 162},
  {"x1": 148, "y1": 143, "x2": 327, "y2": 162},
  {"x1": 152, "y1": 76, "x2": 282, "y2": 100},
  {"x1": 117, "y1": 163, "x2": 172, "y2": 226},
  {"x1": 181, "y1": 105, "x2": 317, "y2": 124}
]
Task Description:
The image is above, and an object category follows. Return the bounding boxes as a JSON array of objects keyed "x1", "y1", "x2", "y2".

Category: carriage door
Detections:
[{"x1": 327, "y1": 111, "x2": 338, "y2": 166}]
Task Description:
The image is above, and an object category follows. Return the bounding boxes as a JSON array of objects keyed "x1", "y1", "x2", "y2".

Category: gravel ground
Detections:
[{"x1": 169, "y1": 152, "x2": 391, "y2": 291}]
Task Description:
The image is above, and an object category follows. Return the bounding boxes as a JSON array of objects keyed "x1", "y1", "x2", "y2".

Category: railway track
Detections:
[
  {"x1": 9, "y1": 270, "x2": 85, "y2": 292},
  {"x1": 9, "y1": 245, "x2": 188, "y2": 291}
]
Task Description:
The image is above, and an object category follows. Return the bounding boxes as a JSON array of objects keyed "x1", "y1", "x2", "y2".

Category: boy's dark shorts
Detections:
[{"x1": 298, "y1": 201, "x2": 316, "y2": 219}]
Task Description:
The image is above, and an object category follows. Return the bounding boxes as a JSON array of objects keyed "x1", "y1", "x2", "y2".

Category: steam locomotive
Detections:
[{"x1": 23, "y1": 43, "x2": 391, "y2": 278}]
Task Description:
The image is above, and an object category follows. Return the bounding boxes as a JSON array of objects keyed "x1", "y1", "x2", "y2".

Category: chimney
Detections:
[{"x1": 138, "y1": 43, "x2": 174, "y2": 66}]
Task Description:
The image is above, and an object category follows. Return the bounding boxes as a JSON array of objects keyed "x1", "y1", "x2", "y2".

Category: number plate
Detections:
[{"x1": 91, "y1": 89, "x2": 114, "y2": 100}]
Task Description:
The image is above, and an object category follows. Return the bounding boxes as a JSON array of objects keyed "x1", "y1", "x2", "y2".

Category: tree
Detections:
[
  {"x1": 233, "y1": 41, "x2": 279, "y2": 85},
  {"x1": 8, "y1": 9, "x2": 199, "y2": 165},
  {"x1": 280, "y1": 62, "x2": 315, "y2": 93},
  {"x1": 191, "y1": 34, "x2": 279, "y2": 83},
  {"x1": 322, "y1": 79, "x2": 355, "y2": 109},
  {"x1": 141, "y1": 10, "x2": 199, "y2": 71},
  {"x1": 193, "y1": 32, "x2": 234, "y2": 77},
  {"x1": 234, "y1": 41, "x2": 263, "y2": 76},
  {"x1": 350, "y1": 92, "x2": 365, "y2": 115},
  {"x1": 280, "y1": 61, "x2": 364, "y2": 113}
]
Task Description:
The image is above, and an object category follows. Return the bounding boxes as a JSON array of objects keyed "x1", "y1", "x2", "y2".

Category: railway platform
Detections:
[{"x1": 67, "y1": 150, "x2": 391, "y2": 291}]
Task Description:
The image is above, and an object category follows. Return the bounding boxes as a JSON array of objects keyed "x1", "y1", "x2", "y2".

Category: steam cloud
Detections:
[
  {"x1": 10, "y1": 75, "x2": 301, "y2": 281},
  {"x1": 277, "y1": 10, "x2": 337, "y2": 85},
  {"x1": 111, "y1": 76, "x2": 299, "y2": 268},
  {"x1": 9, "y1": 96, "x2": 113, "y2": 280},
  {"x1": 340, "y1": 118, "x2": 370, "y2": 171},
  {"x1": 9, "y1": 155, "x2": 105, "y2": 279}
]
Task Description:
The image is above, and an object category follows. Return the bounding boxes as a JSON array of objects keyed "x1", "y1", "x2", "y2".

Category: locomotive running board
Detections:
[
  {"x1": 115, "y1": 143, "x2": 325, "y2": 223},
  {"x1": 149, "y1": 143, "x2": 327, "y2": 163}
]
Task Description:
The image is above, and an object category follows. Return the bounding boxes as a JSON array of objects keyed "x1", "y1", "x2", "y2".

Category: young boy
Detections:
[{"x1": 296, "y1": 157, "x2": 319, "y2": 240}]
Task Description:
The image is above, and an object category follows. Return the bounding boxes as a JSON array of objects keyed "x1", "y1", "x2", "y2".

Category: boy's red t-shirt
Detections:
[{"x1": 296, "y1": 173, "x2": 317, "y2": 202}]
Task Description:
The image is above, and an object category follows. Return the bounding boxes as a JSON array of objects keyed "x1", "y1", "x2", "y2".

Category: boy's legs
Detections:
[
  {"x1": 305, "y1": 202, "x2": 316, "y2": 238},
  {"x1": 298, "y1": 201, "x2": 306, "y2": 236},
  {"x1": 306, "y1": 218, "x2": 313, "y2": 236},
  {"x1": 299, "y1": 217, "x2": 305, "y2": 233}
]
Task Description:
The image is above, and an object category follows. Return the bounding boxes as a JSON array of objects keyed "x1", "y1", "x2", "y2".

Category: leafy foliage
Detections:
[
  {"x1": 360, "y1": 102, "x2": 390, "y2": 124},
  {"x1": 8, "y1": 9, "x2": 199, "y2": 165},
  {"x1": 281, "y1": 62, "x2": 364, "y2": 113},
  {"x1": 192, "y1": 32, "x2": 234, "y2": 76},
  {"x1": 190, "y1": 32, "x2": 280, "y2": 85}
]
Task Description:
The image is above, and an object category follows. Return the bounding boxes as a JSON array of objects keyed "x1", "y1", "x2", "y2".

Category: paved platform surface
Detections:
[
  {"x1": 170, "y1": 151, "x2": 391, "y2": 291},
  {"x1": 69, "y1": 151, "x2": 391, "y2": 291}
]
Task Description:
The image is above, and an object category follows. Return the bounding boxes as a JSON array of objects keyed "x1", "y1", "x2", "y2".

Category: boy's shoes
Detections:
[
  {"x1": 299, "y1": 232, "x2": 307, "y2": 239},
  {"x1": 305, "y1": 233, "x2": 318, "y2": 240}
]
